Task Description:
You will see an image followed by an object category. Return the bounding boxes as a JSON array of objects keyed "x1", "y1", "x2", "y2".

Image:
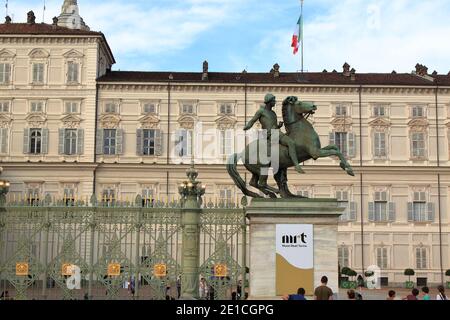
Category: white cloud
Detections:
[{"x1": 254, "y1": 0, "x2": 450, "y2": 73}]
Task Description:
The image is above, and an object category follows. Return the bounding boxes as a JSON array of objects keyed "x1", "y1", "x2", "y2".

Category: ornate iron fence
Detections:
[{"x1": 0, "y1": 196, "x2": 247, "y2": 300}]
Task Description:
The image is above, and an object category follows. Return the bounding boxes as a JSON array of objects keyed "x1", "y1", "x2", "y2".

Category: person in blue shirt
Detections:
[{"x1": 282, "y1": 288, "x2": 307, "y2": 300}]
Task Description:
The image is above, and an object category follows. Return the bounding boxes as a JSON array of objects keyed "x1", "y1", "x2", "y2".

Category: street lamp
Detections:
[{"x1": 0, "y1": 167, "x2": 10, "y2": 203}]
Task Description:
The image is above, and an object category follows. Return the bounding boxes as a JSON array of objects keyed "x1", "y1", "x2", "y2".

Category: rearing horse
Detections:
[{"x1": 227, "y1": 96, "x2": 355, "y2": 198}]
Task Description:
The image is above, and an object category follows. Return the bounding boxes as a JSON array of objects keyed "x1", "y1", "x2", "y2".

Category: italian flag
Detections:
[{"x1": 291, "y1": 15, "x2": 302, "y2": 55}]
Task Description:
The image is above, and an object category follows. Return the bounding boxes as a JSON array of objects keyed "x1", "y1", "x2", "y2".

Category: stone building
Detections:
[{"x1": 0, "y1": 1, "x2": 449, "y2": 286}]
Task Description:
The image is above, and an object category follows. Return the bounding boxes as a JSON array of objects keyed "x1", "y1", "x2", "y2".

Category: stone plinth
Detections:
[{"x1": 246, "y1": 198, "x2": 343, "y2": 299}]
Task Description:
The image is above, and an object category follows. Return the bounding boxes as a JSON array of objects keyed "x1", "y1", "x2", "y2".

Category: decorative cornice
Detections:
[
  {"x1": 215, "y1": 115, "x2": 237, "y2": 130},
  {"x1": 99, "y1": 114, "x2": 121, "y2": 129},
  {"x1": 369, "y1": 117, "x2": 391, "y2": 131},
  {"x1": 139, "y1": 114, "x2": 160, "y2": 129},
  {"x1": 25, "y1": 113, "x2": 47, "y2": 127},
  {"x1": 178, "y1": 115, "x2": 196, "y2": 129},
  {"x1": 0, "y1": 114, "x2": 12, "y2": 128},
  {"x1": 408, "y1": 118, "x2": 429, "y2": 132},
  {"x1": 28, "y1": 48, "x2": 50, "y2": 59},
  {"x1": 331, "y1": 117, "x2": 352, "y2": 131},
  {"x1": 0, "y1": 48, "x2": 16, "y2": 60},
  {"x1": 60, "y1": 114, "x2": 82, "y2": 128},
  {"x1": 62, "y1": 49, "x2": 84, "y2": 59}
]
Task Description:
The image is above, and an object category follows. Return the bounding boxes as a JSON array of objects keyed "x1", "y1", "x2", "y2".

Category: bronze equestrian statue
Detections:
[{"x1": 227, "y1": 95, "x2": 355, "y2": 199}]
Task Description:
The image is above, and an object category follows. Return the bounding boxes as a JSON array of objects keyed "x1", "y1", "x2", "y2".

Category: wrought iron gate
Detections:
[{"x1": 0, "y1": 197, "x2": 247, "y2": 300}]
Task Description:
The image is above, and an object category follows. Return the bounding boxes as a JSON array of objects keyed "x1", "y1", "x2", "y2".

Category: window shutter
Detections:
[
  {"x1": 349, "y1": 202, "x2": 357, "y2": 221},
  {"x1": 96, "y1": 129, "x2": 103, "y2": 155},
  {"x1": 427, "y1": 202, "x2": 435, "y2": 222},
  {"x1": 58, "y1": 129, "x2": 65, "y2": 155},
  {"x1": 116, "y1": 129, "x2": 124, "y2": 155},
  {"x1": 1, "y1": 128, "x2": 7, "y2": 153},
  {"x1": 41, "y1": 128, "x2": 49, "y2": 154},
  {"x1": 136, "y1": 129, "x2": 143, "y2": 156},
  {"x1": 368, "y1": 202, "x2": 375, "y2": 221},
  {"x1": 175, "y1": 130, "x2": 183, "y2": 157},
  {"x1": 23, "y1": 128, "x2": 30, "y2": 154},
  {"x1": 77, "y1": 129, "x2": 84, "y2": 155},
  {"x1": 348, "y1": 133, "x2": 356, "y2": 157},
  {"x1": 32, "y1": 64, "x2": 38, "y2": 82},
  {"x1": 407, "y1": 202, "x2": 414, "y2": 222},
  {"x1": 388, "y1": 202, "x2": 396, "y2": 222},
  {"x1": 329, "y1": 132, "x2": 335, "y2": 146},
  {"x1": 155, "y1": 129, "x2": 163, "y2": 156}
]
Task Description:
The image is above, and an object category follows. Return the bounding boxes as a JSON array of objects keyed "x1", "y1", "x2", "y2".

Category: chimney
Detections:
[
  {"x1": 432, "y1": 71, "x2": 438, "y2": 76},
  {"x1": 415, "y1": 63, "x2": 428, "y2": 76},
  {"x1": 27, "y1": 11, "x2": 36, "y2": 24},
  {"x1": 350, "y1": 68, "x2": 356, "y2": 81},
  {"x1": 5, "y1": 16, "x2": 11, "y2": 24},
  {"x1": 270, "y1": 63, "x2": 280, "y2": 78},
  {"x1": 202, "y1": 60, "x2": 208, "y2": 81},
  {"x1": 343, "y1": 62, "x2": 351, "y2": 77}
]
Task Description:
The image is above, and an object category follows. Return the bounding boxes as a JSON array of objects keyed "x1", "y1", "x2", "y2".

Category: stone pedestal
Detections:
[{"x1": 246, "y1": 198, "x2": 343, "y2": 299}]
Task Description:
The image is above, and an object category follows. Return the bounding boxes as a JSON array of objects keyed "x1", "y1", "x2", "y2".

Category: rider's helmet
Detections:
[{"x1": 264, "y1": 93, "x2": 276, "y2": 104}]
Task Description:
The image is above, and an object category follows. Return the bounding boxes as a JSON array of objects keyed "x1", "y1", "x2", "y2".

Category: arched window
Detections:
[{"x1": 30, "y1": 129, "x2": 42, "y2": 154}]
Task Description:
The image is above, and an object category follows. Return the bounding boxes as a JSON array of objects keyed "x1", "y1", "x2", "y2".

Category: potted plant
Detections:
[
  {"x1": 446, "y1": 269, "x2": 450, "y2": 289},
  {"x1": 340, "y1": 267, "x2": 351, "y2": 288},
  {"x1": 404, "y1": 268, "x2": 415, "y2": 288},
  {"x1": 347, "y1": 269, "x2": 358, "y2": 289}
]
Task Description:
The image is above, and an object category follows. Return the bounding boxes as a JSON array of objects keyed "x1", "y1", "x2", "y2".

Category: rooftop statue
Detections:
[{"x1": 227, "y1": 95, "x2": 354, "y2": 198}]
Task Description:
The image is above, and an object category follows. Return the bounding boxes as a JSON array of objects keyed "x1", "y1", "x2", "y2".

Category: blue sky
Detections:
[{"x1": 7, "y1": 0, "x2": 450, "y2": 74}]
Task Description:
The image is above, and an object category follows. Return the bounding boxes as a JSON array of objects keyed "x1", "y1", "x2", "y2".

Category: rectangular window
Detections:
[
  {"x1": 220, "y1": 104, "x2": 233, "y2": 115},
  {"x1": 65, "y1": 102, "x2": 79, "y2": 114},
  {"x1": 412, "y1": 191, "x2": 426, "y2": 221},
  {"x1": 176, "y1": 129, "x2": 192, "y2": 157},
  {"x1": 335, "y1": 105, "x2": 347, "y2": 116},
  {"x1": 102, "y1": 188, "x2": 116, "y2": 207},
  {"x1": 374, "y1": 191, "x2": 388, "y2": 221},
  {"x1": 105, "y1": 102, "x2": 117, "y2": 113},
  {"x1": 412, "y1": 106, "x2": 424, "y2": 118},
  {"x1": 335, "y1": 132, "x2": 348, "y2": 156},
  {"x1": 415, "y1": 247, "x2": 427, "y2": 269},
  {"x1": 30, "y1": 128, "x2": 42, "y2": 154},
  {"x1": 27, "y1": 187, "x2": 40, "y2": 205},
  {"x1": 142, "y1": 188, "x2": 154, "y2": 207},
  {"x1": 219, "y1": 188, "x2": 233, "y2": 205},
  {"x1": 143, "y1": 103, "x2": 156, "y2": 114},
  {"x1": 411, "y1": 133, "x2": 425, "y2": 157},
  {"x1": 220, "y1": 130, "x2": 233, "y2": 156},
  {"x1": 0, "y1": 128, "x2": 8, "y2": 153},
  {"x1": 374, "y1": 105, "x2": 386, "y2": 117},
  {"x1": 32, "y1": 63, "x2": 45, "y2": 83},
  {"x1": 182, "y1": 104, "x2": 194, "y2": 114},
  {"x1": 297, "y1": 190, "x2": 309, "y2": 198},
  {"x1": 143, "y1": 129, "x2": 156, "y2": 156},
  {"x1": 338, "y1": 247, "x2": 349, "y2": 268},
  {"x1": 103, "y1": 129, "x2": 116, "y2": 155},
  {"x1": 0, "y1": 63, "x2": 11, "y2": 83},
  {"x1": 376, "y1": 247, "x2": 388, "y2": 269},
  {"x1": 64, "y1": 129, "x2": 78, "y2": 155},
  {"x1": 0, "y1": 101, "x2": 9, "y2": 113},
  {"x1": 374, "y1": 132, "x2": 386, "y2": 157},
  {"x1": 63, "y1": 187, "x2": 75, "y2": 206},
  {"x1": 67, "y1": 62, "x2": 79, "y2": 83},
  {"x1": 31, "y1": 102, "x2": 43, "y2": 113}
]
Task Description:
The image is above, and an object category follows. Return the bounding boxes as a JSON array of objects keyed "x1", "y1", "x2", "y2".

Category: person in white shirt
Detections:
[{"x1": 436, "y1": 285, "x2": 448, "y2": 300}]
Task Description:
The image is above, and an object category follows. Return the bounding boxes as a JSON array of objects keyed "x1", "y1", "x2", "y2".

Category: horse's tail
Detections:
[{"x1": 226, "y1": 153, "x2": 261, "y2": 198}]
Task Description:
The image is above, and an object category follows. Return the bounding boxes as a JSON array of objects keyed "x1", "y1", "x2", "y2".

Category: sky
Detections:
[{"x1": 5, "y1": 0, "x2": 450, "y2": 74}]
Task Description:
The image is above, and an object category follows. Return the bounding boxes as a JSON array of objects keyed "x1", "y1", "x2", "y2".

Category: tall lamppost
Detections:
[{"x1": 178, "y1": 157, "x2": 206, "y2": 299}]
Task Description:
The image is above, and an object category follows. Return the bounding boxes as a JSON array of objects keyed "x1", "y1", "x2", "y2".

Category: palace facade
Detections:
[{"x1": 0, "y1": 1, "x2": 449, "y2": 286}]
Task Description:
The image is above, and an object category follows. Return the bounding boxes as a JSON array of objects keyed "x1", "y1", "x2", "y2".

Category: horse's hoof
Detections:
[{"x1": 346, "y1": 169, "x2": 355, "y2": 176}]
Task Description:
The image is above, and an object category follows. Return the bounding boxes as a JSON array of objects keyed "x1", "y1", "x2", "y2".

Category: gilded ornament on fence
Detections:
[
  {"x1": 62, "y1": 263, "x2": 73, "y2": 276},
  {"x1": 107, "y1": 263, "x2": 121, "y2": 276},
  {"x1": 214, "y1": 264, "x2": 227, "y2": 277},
  {"x1": 154, "y1": 263, "x2": 167, "y2": 277},
  {"x1": 16, "y1": 263, "x2": 29, "y2": 276}
]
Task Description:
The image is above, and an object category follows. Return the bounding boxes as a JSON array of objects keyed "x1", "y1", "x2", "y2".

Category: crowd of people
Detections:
[{"x1": 282, "y1": 275, "x2": 449, "y2": 300}]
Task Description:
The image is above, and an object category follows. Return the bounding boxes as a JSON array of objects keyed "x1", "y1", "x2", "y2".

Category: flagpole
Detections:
[{"x1": 301, "y1": 0, "x2": 304, "y2": 73}]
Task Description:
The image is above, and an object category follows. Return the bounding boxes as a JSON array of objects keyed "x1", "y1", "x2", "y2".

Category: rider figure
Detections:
[{"x1": 244, "y1": 93, "x2": 304, "y2": 175}]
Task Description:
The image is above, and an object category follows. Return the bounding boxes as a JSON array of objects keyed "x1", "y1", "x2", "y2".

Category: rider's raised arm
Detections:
[{"x1": 243, "y1": 109, "x2": 262, "y2": 131}]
